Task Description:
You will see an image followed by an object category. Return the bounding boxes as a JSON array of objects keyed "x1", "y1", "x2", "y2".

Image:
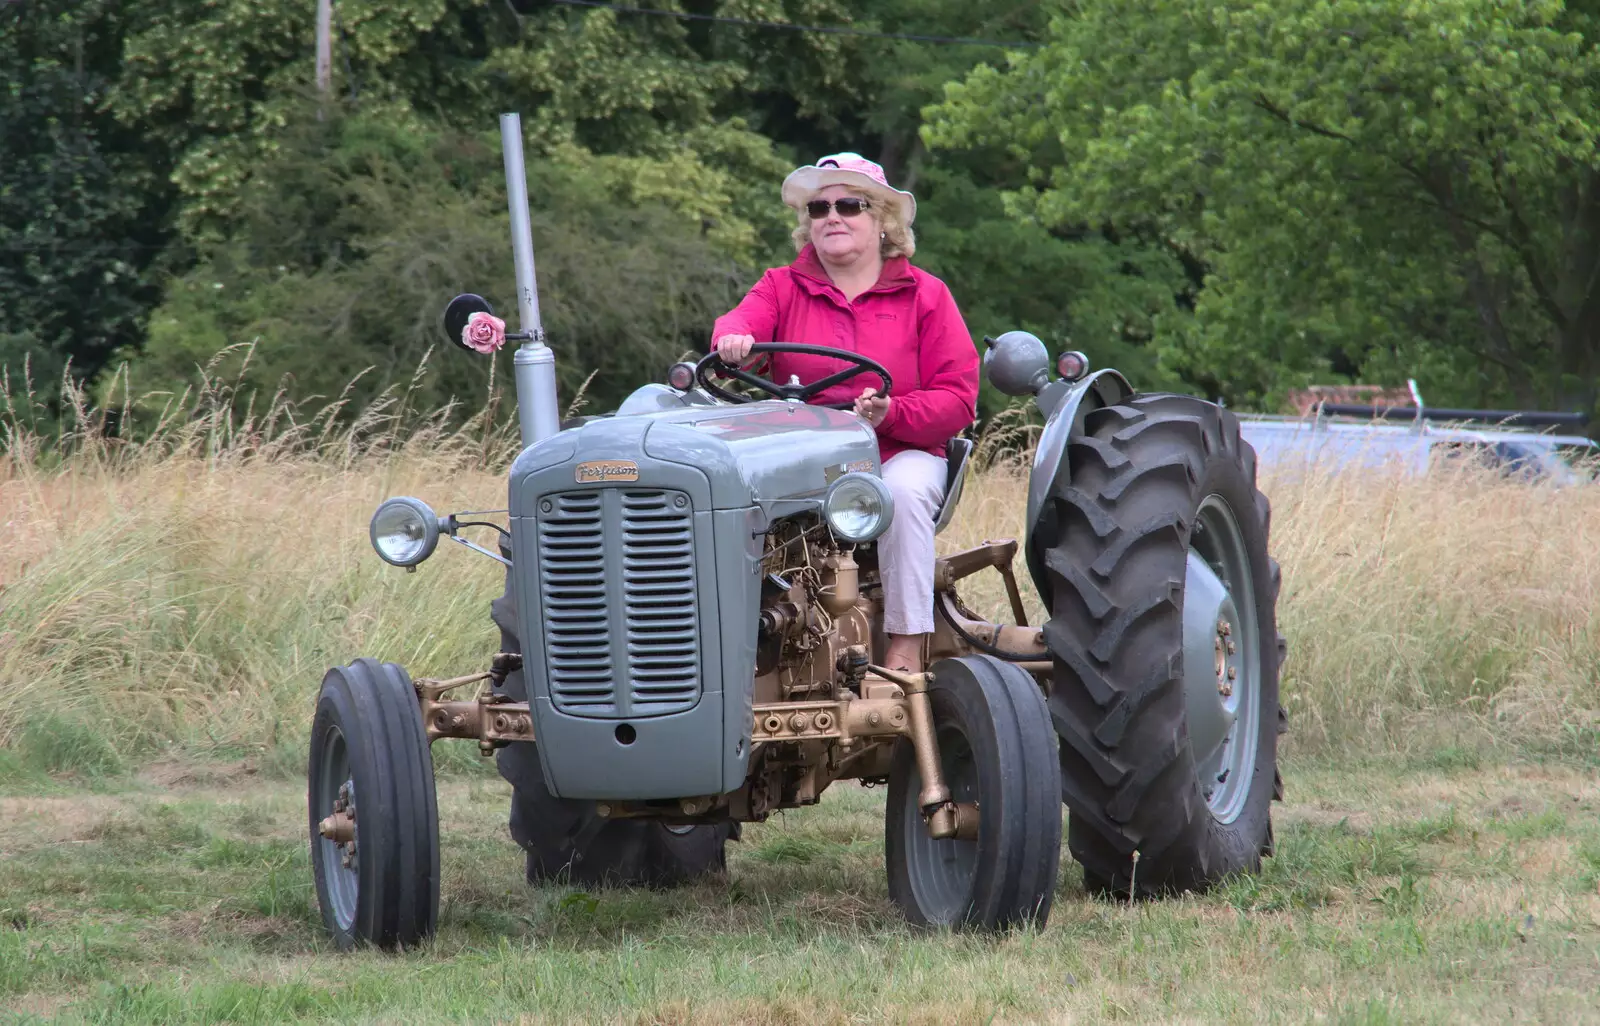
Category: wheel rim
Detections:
[
  {"x1": 899, "y1": 725, "x2": 980, "y2": 924},
  {"x1": 1181, "y1": 494, "x2": 1262, "y2": 825},
  {"x1": 313, "y1": 724, "x2": 359, "y2": 930}
]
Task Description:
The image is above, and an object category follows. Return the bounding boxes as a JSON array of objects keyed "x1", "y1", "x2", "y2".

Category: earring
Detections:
[{"x1": 880, "y1": 231, "x2": 886, "y2": 239}]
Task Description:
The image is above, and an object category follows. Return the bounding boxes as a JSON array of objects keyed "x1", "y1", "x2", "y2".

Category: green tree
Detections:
[
  {"x1": 110, "y1": 0, "x2": 789, "y2": 252},
  {"x1": 697, "y1": 0, "x2": 1189, "y2": 406},
  {"x1": 6, "y1": 0, "x2": 1199, "y2": 425},
  {"x1": 121, "y1": 110, "x2": 752, "y2": 419},
  {"x1": 0, "y1": 0, "x2": 171, "y2": 388},
  {"x1": 927, "y1": 0, "x2": 1600, "y2": 413}
]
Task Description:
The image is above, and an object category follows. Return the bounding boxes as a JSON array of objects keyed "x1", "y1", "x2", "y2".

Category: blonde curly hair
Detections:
[{"x1": 790, "y1": 186, "x2": 916, "y2": 260}]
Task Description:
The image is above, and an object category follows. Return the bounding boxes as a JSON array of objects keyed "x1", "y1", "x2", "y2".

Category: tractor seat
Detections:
[{"x1": 932, "y1": 436, "x2": 973, "y2": 535}]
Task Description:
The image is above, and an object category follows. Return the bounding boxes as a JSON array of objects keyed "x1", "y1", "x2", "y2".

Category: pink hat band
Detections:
[{"x1": 816, "y1": 154, "x2": 891, "y2": 189}]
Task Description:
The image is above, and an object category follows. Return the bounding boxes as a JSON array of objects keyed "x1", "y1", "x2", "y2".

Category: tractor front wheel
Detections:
[
  {"x1": 1035, "y1": 392, "x2": 1284, "y2": 897},
  {"x1": 308, "y1": 658, "x2": 439, "y2": 950},
  {"x1": 884, "y1": 655, "x2": 1062, "y2": 929}
]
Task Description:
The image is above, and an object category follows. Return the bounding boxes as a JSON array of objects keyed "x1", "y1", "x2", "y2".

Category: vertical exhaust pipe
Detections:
[{"x1": 500, "y1": 113, "x2": 561, "y2": 447}]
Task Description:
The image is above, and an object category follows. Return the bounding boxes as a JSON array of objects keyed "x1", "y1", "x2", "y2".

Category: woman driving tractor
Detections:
[{"x1": 712, "y1": 153, "x2": 980, "y2": 676}]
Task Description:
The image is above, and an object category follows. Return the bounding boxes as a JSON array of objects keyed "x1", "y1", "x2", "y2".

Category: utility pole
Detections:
[{"x1": 315, "y1": 0, "x2": 333, "y2": 98}]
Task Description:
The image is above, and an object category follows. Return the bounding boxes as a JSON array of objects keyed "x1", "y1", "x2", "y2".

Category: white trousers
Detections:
[{"x1": 879, "y1": 449, "x2": 948, "y2": 636}]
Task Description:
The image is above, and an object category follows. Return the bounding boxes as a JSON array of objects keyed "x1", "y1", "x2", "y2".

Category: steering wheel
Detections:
[{"x1": 695, "y1": 343, "x2": 892, "y2": 409}]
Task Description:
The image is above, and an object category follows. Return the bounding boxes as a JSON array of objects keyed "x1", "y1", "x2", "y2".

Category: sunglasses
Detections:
[{"x1": 806, "y1": 197, "x2": 872, "y2": 219}]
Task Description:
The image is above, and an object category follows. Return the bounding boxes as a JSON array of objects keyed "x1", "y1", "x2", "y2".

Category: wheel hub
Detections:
[
  {"x1": 1181, "y1": 495, "x2": 1261, "y2": 826},
  {"x1": 319, "y1": 780, "x2": 359, "y2": 868},
  {"x1": 1214, "y1": 617, "x2": 1238, "y2": 698}
]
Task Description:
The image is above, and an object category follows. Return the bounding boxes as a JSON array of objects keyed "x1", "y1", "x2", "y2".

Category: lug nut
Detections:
[{"x1": 1227, "y1": 666, "x2": 1238, "y2": 681}]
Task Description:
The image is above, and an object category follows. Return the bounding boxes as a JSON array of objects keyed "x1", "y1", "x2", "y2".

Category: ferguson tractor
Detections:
[{"x1": 307, "y1": 115, "x2": 1285, "y2": 949}]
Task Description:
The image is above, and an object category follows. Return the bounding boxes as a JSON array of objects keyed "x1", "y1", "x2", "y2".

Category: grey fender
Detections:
[{"x1": 1023, "y1": 368, "x2": 1134, "y2": 605}]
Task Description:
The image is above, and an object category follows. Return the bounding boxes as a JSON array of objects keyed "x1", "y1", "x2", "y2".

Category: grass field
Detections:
[
  {"x1": 3, "y1": 373, "x2": 1600, "y2": 1022},
  {"x1": 3, "y1": 755, "x2": 1600, "y2": 1023}
]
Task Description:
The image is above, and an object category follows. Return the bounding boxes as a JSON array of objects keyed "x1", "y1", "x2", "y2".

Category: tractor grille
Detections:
[{"x1": 536, "y1": 489, "x2": 700, "y2": 718}]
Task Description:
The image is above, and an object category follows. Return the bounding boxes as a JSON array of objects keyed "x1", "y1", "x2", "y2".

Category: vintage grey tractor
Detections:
[{"x1": 307, "y1": 114, "x2": 1286, "y2": 949}]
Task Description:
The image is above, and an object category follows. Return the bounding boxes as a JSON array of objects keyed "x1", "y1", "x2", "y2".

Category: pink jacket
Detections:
[{"x1": 710, "y1": 245, "x2": 980, "y2": 463}]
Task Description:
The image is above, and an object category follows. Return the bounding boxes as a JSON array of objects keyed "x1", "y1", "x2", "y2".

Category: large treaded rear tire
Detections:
[
  {"x1": 489, "y1": 559, "x2": 733, "y2": 887},
  {"x1": 1034, "y1": 392, "x2": 1284, "y2": 897}
]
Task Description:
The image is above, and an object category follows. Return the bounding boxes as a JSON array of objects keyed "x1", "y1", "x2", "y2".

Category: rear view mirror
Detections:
[{"x1": 443, "y1": 293, "x2": 495, "y2": 353}]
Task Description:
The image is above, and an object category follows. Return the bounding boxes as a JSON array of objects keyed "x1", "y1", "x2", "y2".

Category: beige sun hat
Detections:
[{"x1": 780, "y1": 152, "x2": 917, "y2": 226}]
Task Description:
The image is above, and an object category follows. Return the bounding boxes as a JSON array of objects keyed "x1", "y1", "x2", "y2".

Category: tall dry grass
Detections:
[{"x1": 3, "y1": 361, "x2": 1597, "y2": 770}]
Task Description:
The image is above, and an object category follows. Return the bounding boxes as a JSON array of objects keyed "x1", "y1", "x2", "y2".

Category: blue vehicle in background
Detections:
[{"x1": 1237, "y1": 381, "x2": 1598, "y2": 484}]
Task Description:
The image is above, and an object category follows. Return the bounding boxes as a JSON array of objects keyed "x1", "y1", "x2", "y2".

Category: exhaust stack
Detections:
[{"x1": 500, "y1": 112, "x2": 561, "y2": 447}]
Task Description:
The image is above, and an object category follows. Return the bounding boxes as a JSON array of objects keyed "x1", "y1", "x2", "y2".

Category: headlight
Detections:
[
  {"x1": 823, "y1": 472, "x2": 895, "y2": 543},
  {"x1": 369, "y1": 497, "x2": 441, "y2": 567}
]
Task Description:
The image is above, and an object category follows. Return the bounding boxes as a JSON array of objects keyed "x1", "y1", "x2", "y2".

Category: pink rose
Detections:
[{"x1": 462, "y1": 311, "x2": 506, "y2": 353}]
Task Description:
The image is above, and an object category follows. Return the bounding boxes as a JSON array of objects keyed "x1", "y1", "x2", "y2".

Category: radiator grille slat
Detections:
[
  {"x1": 619, "y1": 490, "x2": 699, "y2": 714},
  {"x1": 536, "y1": 487, "x2": 701, "y2": 718}
]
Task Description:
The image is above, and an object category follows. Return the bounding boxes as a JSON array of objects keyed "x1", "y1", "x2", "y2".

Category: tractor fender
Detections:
[{"x1": 1023, "y1": 368, "x2": 1134, "y2": 604}]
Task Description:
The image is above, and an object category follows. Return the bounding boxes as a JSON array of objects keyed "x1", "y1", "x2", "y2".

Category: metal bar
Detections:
[
  {"x1": 934, "y1": 539, "x2": 1019, "y2": 590},
  {"x1": 749, "y1": 697, "x2": 911, "y2": 744},
  {"x1": 499, "y1": 113, "x2": 562, "y2": 446},
  {"x1": 500, "y1": 113, "x2": 543, "y2": 341},
  {"x1": 1315, "y1": 402, "x2": 1589, "y2": 429},
  {"x1": 997, "y1": 559, "x2": 1029, "y2": 628},
  {"x1": 892, "y1": 670, "x2": 953, "y2": 831},
  {"x1": 445, "y1": 533, "x2": 512, "y2": 567}
]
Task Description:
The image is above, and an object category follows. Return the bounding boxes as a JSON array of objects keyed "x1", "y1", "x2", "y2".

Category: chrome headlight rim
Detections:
[
  {"x1": 823, "y1": 471, "x2": 895, "y2": 544},
  {"x1": 369, "y1": 496, "x2": 441, "y2": 567}
]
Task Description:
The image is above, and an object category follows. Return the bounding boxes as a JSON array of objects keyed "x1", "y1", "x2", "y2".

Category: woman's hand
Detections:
[
  {"x1": 854, "y1": 386, "x2": 891, "y2": 427},
  {"x1": 714, "y1": 333, "x2": 757, "y2": 363}
]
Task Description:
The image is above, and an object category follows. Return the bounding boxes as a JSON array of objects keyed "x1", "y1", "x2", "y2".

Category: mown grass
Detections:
[
  {"x1": 2, "y1": 758, "x2": 1599, "y2": 1023},
  {"x1": 4, "y1": 360, "x2": 1600, "y2": 1021}
]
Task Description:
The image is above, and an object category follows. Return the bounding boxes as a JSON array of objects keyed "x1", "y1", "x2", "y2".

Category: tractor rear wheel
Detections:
[
  {"x1": 490, "y1": 563, "x2": 733, "y2": 887},
  {"x1": 308, "y1": 658, "x2": 439, "y2": 950},
  {"x1": 1034, "y1": 393, "x2": 1284, "y2": 897},
  {"x1": 884, "y1": 655, "x2": 1062, "y2": 929}
]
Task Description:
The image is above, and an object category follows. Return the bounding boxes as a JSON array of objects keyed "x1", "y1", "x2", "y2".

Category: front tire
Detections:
[
  {"x1": 308, "y1": 658, "x2": 439, "y2": 950},
  {"x1": 1034, "y1": 393, "x2": 1283, "y2": 897},
  {"x1": 884, "y1": 655, "x2": 1062, "y2": 929}
]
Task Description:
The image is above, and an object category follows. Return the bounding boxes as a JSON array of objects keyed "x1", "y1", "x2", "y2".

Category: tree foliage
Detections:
[
  {"x1": 0, "y1": 1, "x2": 170, "y2": 387},
  {"x1": 927, "y1": 0, "x2": 1600, "y2": 413},
  {"x1": 10, "y1": 0, "x2": 1596, "y2": 426},
  {"x1": 126, "y1": 110, "x2": 748, "y2": 419},
  {"x1": 53, "y1": 0, "x2": 1170, "y2": 421}
]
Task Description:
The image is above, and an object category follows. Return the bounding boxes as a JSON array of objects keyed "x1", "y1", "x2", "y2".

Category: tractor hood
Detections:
[
  {"x1": 500, "y1": 398, "x2": 879, "y2": 802},
  {"x1": 508, "y1": 399, "x2": 882, "y2": 518}
]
